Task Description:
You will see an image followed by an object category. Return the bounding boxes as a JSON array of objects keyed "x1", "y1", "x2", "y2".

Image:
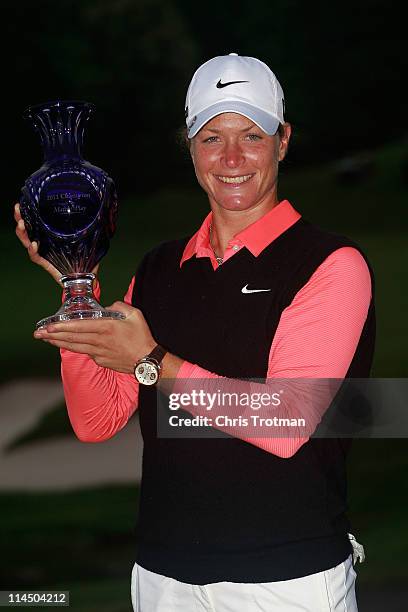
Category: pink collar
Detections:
[{"x1": 180, "y1": 200, "x2": 301, "y2": 268}]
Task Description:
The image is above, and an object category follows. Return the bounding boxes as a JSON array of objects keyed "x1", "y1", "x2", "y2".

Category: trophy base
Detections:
[{"x1": 36, "y1": 273, "x2": 126, "y2": 329}]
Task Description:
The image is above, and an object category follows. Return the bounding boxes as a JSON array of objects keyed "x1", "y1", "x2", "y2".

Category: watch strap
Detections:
[{"x1": 147, "y1": 344, "x2": 167, "y2": 365}]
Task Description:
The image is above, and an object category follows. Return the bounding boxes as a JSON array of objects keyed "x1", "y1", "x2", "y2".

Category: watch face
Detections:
[{"x1": 135, "y1": 360, "x2": 159, "y2": 385}]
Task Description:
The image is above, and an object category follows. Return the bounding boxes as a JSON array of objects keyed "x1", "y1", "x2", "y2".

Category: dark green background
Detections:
[
  {"x1": 4, "y1": 0, "x2": 408, "y2": 205},
  {"x1": 2, "y1": 1, "x2": 407, "y2": 610}
]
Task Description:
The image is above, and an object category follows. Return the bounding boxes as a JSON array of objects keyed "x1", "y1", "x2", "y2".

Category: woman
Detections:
[{"x1": 16, "y1": 53, "x2": 373, "y2": 611}]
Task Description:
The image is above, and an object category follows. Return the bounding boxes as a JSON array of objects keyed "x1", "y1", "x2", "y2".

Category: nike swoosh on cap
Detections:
[
  {"x1": 241, "y1": 284, "x2": 271, "y2": 294},
  {"x1": 216, "y1": 79, "x2": 249, "y2": 89}
]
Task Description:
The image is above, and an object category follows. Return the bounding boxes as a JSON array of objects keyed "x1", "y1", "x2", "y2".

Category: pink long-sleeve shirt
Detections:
[{"x1": 61, "y1": 200, "x2": 372, "y2": 456}]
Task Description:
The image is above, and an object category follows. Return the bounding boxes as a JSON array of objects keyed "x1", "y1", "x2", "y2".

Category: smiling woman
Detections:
[
  {"x1": 189, "y1": 113, "x2": 291, "y2": 253},
  {"x1": 15, "y1": 53, "x2": 375, "y2": 612}
]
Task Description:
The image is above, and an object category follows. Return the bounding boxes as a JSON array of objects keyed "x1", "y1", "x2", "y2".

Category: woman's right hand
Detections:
[{"x1": 14, "y1": 202, "x2": 64, "y2": 286}]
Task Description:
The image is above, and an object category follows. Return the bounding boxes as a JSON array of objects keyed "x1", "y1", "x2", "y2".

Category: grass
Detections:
[
  {"x1": 279, "y1": 140, "x2": 407, "y2": 234},
  {"x1": 347, "y1": 439, "x2": 408, "y2": 584},
  {"x1": 351, "y1": 232, "x2": 407, "y2": 377},
  {"x1": 0, "y1": 486, "x2": 139, "y2": 610},
  {"x1": 56, "y1": 578, "x2": 133, "y2": 612}
]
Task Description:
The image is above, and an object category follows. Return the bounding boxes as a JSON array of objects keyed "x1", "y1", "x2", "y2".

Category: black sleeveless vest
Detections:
[{"x1": 131, "y1": 218, "x2": 375, "y2": 584}]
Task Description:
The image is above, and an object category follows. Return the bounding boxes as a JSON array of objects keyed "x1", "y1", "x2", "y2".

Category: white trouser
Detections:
[{"x1": 131, "y1": 543, "x2": 364, "y2": 612}]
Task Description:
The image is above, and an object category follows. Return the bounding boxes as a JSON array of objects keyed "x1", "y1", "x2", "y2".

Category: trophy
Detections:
[{"x1": 19, "y1": 100, "x2": 125, "y2": 329}]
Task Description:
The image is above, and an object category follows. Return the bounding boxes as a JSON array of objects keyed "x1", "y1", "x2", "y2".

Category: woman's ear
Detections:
[{"x1": 278, "y1": 123, "x2": 292, "y2": 162}]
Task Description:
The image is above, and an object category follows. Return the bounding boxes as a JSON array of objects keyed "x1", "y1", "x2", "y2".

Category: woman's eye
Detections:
[
  {"x1": 203, "y1": 136, "x2": 219, "y2": 143},
  {"x1": 246, "y1": 133, "x2": 262, "y2": 141}
]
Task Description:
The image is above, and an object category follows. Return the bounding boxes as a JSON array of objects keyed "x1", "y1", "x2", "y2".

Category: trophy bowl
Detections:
[{"x1": 19, "y1": 100, "x2": 125, "y2": 329}]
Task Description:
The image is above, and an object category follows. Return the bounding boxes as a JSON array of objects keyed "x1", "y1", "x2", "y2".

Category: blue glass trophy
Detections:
[{"x1": 19, "y1": 100, "x2": 125, "y2": 328}]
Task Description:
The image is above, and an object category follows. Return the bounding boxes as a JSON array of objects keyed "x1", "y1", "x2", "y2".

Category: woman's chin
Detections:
[{"x1": 214, "y1": 193, "x2": 256, "y2": 211}]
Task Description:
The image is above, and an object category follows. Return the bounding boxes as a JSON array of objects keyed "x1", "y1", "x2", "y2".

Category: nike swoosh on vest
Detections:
[{"x1": 241, "y1": 284, "x2": 271, "y2": 294}]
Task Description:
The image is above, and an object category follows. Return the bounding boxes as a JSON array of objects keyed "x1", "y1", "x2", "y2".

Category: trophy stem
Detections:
[{"x1": 36, "y1": 273, "x2": 125, "y2": 329}]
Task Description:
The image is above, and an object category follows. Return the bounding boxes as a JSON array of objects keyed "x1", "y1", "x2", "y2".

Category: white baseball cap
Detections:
[{"x1": 185, "y1": 53, "x2": 285, "y2": 139}]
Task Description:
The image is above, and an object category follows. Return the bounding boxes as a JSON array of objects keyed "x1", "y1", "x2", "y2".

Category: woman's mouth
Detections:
[{"x1": 215, "y1": 173, "x2": 254, "y2": 185}]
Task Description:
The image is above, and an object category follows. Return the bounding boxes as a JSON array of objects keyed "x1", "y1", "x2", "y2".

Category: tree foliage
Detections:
[{"x1": 5, "y1": 0, "x2": 406, "y2": 211}]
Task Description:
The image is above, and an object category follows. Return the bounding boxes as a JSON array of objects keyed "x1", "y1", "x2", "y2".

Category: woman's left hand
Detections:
[{"x1": 34, "y1": 302, "x2": 157, "y2": 374}]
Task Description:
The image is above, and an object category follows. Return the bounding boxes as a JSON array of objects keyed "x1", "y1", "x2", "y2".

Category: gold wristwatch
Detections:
[{"x1": 134, "y1": 345, "x2": 167, "y2": 386}]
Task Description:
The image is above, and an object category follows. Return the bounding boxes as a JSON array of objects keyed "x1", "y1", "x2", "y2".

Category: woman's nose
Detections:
[{"x1": 222, "y1": 143, "x2": 245, "y2": 168}]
